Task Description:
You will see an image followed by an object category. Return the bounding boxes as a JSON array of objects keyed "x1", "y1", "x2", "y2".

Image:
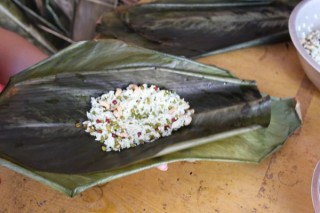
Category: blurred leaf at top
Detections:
[
  {"x1": 1, "y1": 0, "x2": 301, "y2": 56},
  {"x1": 5, "y1": 0, "x2": 121, "y2": 50},
  {"x1": 97, "y1": 0, "x2": 301, "y2": 58}
]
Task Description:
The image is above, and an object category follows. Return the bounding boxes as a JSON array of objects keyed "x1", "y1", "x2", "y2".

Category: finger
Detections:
[{"x1": 157, "y1": 164, "x2": 168, "y2": 171}]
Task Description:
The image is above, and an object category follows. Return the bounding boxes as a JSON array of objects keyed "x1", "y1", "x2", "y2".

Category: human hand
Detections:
[
  {"x1": 0, "y1": 27, "x2": 47, "y2": 95},
  {"x1": 0, "y1": 28, "x2": 48, "y2": 85}
]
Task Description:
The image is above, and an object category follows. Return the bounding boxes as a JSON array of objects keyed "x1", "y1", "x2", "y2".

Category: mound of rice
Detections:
[{"x1": 83, "y1": 84, "x2": 194, "y2": 152}]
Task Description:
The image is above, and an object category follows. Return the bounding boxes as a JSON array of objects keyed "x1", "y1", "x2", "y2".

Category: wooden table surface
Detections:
[{"x1": 0, "y1": 42, "x2": 319, "y2": 213}]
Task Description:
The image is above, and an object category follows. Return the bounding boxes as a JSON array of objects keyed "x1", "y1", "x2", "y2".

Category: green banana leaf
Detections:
[
  {"x1": 0, "y1": 40, "x2": 300, "y2": 196},
  {"x1": 0, "y1": 0, "x2": 56, "y2": 54},
  {"x1": 97, "y1": 0, "x2": 297, "y2": 58},
  {"x1": 0, "y1": 39, "x2": 270, "y2": 174}
]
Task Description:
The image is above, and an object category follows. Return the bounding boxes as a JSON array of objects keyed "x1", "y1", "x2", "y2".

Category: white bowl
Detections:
[
  {"x1": 312, "y1": 161, "x2": 320, "y2": 213},
  {"x1": 289, "y1": 0, "x2": 320, "y2": 90}
]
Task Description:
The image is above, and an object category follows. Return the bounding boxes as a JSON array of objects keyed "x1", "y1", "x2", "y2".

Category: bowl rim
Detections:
[
  {"x1": 288, "y1": 0, "x2": 320, "y2": 74},
  {"x1": 312, "y1": 161, "x2": 320, "y2": 213}
]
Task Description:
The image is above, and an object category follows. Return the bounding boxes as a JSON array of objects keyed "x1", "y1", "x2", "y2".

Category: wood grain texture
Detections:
[{"x1": 0, "y1": 43, "x2": 317, "y2": 212}]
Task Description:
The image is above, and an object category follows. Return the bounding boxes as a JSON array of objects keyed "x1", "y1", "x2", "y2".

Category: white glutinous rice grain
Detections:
[
  {"x1": 82, "y1": 84, "x2": 195, "y2": 152},
  {"x1": 301, "y1": 30, "x2": 320, "y2": 64}
]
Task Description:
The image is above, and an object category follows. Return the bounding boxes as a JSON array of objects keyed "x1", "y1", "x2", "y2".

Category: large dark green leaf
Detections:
[
  {"x1": 0, "y1": 39, "x2": 270, "y2": 174},
  {"x1": 0, "y1": 40, "x2": 300, "y2": 196},
  {"x1": 97, "y1": 0, "x2": 297, "y2": 57}
]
